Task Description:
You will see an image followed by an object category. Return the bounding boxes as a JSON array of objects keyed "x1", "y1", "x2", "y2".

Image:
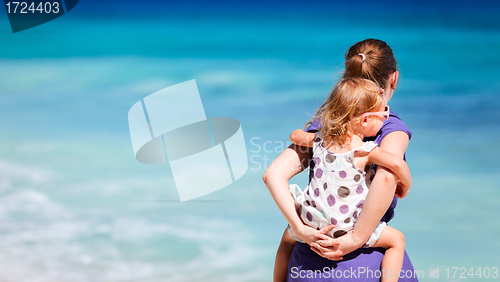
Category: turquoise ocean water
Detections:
[{"x1": 1, "y1": 1, "x2": 500, "y2": 281}]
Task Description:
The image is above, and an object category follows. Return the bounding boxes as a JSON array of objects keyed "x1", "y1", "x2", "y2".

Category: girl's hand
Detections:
[{"x1": 395, "y1": 181, "x2": 410, "y2": 199}]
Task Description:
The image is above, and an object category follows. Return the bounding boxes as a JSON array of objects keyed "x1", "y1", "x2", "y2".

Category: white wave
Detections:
[
  {"x1": 0, "y1": 160, "x2": 57, "y2": 186},
  {"x1": 0, "y1": 167, "x2": 272, "y2": 281}
]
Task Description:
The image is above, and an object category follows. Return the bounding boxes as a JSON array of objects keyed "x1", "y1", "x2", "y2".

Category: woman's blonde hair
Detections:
[{"x1": 312, "y1": 77, "x2": 385, "y2": 146}]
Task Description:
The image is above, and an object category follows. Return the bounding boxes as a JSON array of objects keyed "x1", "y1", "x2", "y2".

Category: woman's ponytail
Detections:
[
  {"x1": 344, "y1": 54, "x2": 366, "y2": 79},
  {"x1": 343, "y1": 39, "x2": 397, "y2": 89}
]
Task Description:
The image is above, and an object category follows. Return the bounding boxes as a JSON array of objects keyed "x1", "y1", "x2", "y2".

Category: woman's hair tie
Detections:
[{"x1": 358, "y1": 53, "x2": 366, "y2": 62}]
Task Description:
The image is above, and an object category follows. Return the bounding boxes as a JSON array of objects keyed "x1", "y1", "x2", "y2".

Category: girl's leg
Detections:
[
  {"x1": 371, "y1": 226, "x2": 405, "y2": 282},
  {"x1": 274, "y1": 228, "x2": 297, "y2": 282}
]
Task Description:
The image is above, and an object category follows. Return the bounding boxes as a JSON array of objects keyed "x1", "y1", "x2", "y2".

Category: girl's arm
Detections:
[
  {"x1": 368, "y1": 147, "x2": 412, "y2": 189},
  {"x1": 289, "y1": 129, "x2": 316, "y2": 148},
  {"x1": 311, "y1": 131, "x2": 409, "y2": 259},
  {"x1": 263, "y1": 144, "x2": 323, "y2": 245}
]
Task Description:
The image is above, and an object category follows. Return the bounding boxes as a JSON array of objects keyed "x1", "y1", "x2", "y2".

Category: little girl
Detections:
[{"x1": 274, "y1": 77, "x2": 411, "y2": 282}]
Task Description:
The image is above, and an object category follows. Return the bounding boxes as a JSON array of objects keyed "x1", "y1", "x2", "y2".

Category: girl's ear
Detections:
[{"x1": 359, "y1": 116, "x2": 369, "y2": 127}]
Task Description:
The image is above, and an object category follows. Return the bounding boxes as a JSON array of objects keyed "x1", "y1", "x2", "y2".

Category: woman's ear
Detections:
[{"x1": 390, "y1": 71, "x2": 399, "y2": 90}]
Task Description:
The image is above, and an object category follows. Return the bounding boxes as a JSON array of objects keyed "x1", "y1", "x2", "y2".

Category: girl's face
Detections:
[
  {"x1": 362, "y1": 117, "x2": 384, "y2": 137},
  {"x1": 358, "y1": 105, "x2": 390, "y2": 137}
]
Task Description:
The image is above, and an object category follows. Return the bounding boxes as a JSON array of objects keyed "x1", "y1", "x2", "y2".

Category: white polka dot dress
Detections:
[{"x1": 288, "y1": 138, "x2": 386, "y2": 247}]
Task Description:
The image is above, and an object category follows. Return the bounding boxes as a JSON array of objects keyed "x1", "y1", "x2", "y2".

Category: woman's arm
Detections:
[
  {"x1": 352, "y1": 130, "x2": 410, "y2": 241},
  {"x1": 263, "y1": 144, "x2": 321, "y2": 245},
  {"x1": 289, "y1": 129, "x2": 316, "y2": 148},
  {"x1": 311, "y1": 131, "x2": 410, "y2": 259}
]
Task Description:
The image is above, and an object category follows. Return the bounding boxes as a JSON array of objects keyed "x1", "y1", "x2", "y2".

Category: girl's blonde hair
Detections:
[{"x1": 312, "y1": 77, "x2": 385, "y2": 146}]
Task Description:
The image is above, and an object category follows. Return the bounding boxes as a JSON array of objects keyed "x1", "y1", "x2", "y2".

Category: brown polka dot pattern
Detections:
[
  {"x1": 287, "y1": 140, "x2": 379, "y2": 247},
  {"x1": 325, "y1": 154, "x2": 336, "y2": 163},
  {"x1": 333, "y1": 230, "x2": 347, "y2": 238},
  {"x1": 337, "y1": 186, "x2": 350, "y2": 198}
]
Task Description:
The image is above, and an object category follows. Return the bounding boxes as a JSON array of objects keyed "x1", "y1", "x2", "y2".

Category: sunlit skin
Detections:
[
  {"x1": 269, "y1": 78, "x2": 411, "y2": 282},
  {"x1": 265, "y1": 71, "x2": 412, "y2": 282}
]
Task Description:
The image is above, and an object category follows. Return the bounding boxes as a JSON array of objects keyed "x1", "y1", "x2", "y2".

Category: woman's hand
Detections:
[
  {"x1": 290, "y1": 224, "x2": 322, "y2": 246},
  {"x1": 310, "y1": 225, "x2": 364, "y2": 261},
  {"x1": 308, "y1": 225, "x2": 343, "y2": 260}
]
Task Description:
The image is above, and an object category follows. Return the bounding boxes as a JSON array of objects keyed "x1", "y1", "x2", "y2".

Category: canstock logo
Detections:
[
  {"x1": 128, "y1": 80, "x2": 248, "y2": 202},
  {"x1": 3, "y1": 0, "x2": 79, "y2": 33}
]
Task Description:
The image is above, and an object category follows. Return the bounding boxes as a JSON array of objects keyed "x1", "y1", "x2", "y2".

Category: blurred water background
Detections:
[{"x1": 0, "y1": 0, "x2": 499, "y2": 281}]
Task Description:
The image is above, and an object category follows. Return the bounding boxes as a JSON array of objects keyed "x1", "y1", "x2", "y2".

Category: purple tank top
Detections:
[{"x1": 287, "y1": 110, "x2": 417, "y2": 282}]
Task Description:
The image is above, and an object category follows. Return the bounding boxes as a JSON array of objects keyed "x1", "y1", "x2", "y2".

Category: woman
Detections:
[{"x1": 263, "y1": 39, "x2": 418, "y2": 281}]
